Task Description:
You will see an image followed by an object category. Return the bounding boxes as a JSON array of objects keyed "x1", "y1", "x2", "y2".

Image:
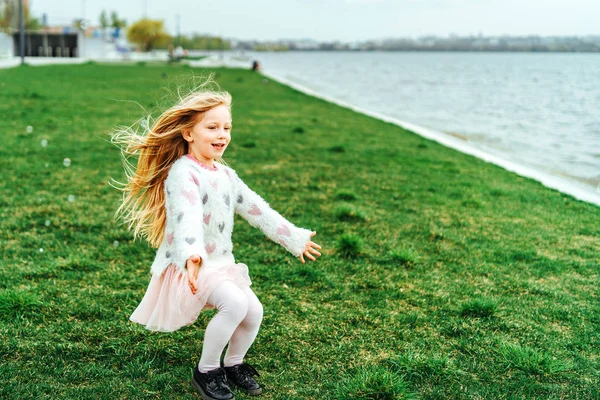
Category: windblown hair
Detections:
[{"x1": 111, "y1": 85, "x2": 232, "y2": 248}]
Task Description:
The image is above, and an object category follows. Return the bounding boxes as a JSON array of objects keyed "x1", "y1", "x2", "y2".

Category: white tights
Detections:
[{"x1": 197, "y1": 281, "x2": 263, "y2": 372}]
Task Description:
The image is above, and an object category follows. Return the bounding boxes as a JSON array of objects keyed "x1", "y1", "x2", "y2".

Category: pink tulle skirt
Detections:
[{"x1": 130, "y1": 261, "x2": 252, "y2": 332}]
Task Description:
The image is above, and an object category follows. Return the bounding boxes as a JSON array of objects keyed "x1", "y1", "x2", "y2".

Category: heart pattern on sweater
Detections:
[
  {"x1": 177, "y1": 212, "x2": 184, "y2": 223},
  {"x1": 205, "y1": 243, "x2": 216, "y2": 255},
  {"x1": 237, "y1": 194, "x2": 243, "y2": 204},
  {"x1": 210, "y1": 180, "x2": 218, "y2": 189},
  {"x1": 219, "y1": 222, "x2": 225, "y2": 233},
  {"x1": 203, "y1": 212, "x2": 211, "y2": 225},
  {"x1": 202, "y1": 194, "x2": 209, "y2": 205},
  {"x1": 224, "y1": 194, "x2": 230, "y2": 207},
  {"x1": 277, "y1": 224, "x2": 291, "y2": 237},
  {"x1": 185, "y1": 237, "x2": 196, "y2": 245},
  {"x1": 248, "y1": 204, "x2": 262, "y2": 216},
  {"x1": 189, "y1": 173, "x2": 200, "y2": 186},
  {"x1": 181, "y1": 189, "x2": 197, "y2": 205},
  {"x1": 167, "y1": 232, "x2": 174, "y2": 245}
]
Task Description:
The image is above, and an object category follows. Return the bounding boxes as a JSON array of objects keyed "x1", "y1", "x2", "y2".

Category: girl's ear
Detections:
[
  {"x1": 181, "y1": 129, "x2": 193, "y2": 143},
  {"x1": 182, "y1": 113, "x2": 200, "y2": 143}
]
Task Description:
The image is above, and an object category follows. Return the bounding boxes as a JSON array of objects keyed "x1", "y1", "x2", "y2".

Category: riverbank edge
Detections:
[{"x1": 260, "y1": 69, "x2": 600, "y2": 207}]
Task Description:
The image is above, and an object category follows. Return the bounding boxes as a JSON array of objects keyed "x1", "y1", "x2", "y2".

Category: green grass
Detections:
[
  {"x1": 337, "y1": 233, "x2": 364, "y2": 259},
  {"x1": 334, "y1": 204, "x2": 367, "y2": 222},
  {"x1": 181, "y1": 55, "x2": 208, "y2": 61},
  {"x1": 1, "y1": 62, "x2": 599, "y2": 399}
]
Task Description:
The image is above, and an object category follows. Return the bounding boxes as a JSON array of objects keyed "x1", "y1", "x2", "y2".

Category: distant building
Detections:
[
  {"x1": 291, "y1": 39, "x2": 320, "y2": 50},
  {"x1": 12, "y1": 31, "x2": 79, "y2": 57},
  {"x1": 0, "y1": 0, "x2": 30, "y2": 31}
]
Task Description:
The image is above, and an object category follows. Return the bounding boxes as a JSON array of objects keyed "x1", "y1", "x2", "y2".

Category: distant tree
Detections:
[
  {"x1": 0, "y1": 0, "x2": 17, "y2": 30},
  {"x1": 98, "y1": 10, "x2": 109, "y2": 40},
  {"x1": 178, "y1": 34, "x2": 231, "y2": 50},
  {"x1": 23, "y1": 2, "x2": 41, "y2": 30},
  {"x1": 99, "y1": 10, "x2": 109, "y2": 29},
  {"x1": 0, "y1": 0, "x2": 42, "y2": 31},
  {"x1": 127, "y1": 19, "x2": 171, "y2": 51},
  {"x1": 25, "y1": 17, "x2": 42, "y2": 31},
  {"x1": 110, "y1": 11, "x2": 127, "y2": 30}
]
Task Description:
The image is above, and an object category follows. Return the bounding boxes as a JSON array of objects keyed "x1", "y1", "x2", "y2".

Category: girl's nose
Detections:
[{"x1": 218, "y1": 130, "x2": 230, "y2": 139}]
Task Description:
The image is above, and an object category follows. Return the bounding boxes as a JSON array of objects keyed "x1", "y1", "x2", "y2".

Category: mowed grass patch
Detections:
[{"x1": 1, "y1": 63, "x2": 599, "y2": 399}]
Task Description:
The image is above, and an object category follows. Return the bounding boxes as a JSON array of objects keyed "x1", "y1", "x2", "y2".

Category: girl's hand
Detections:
[
  {"x1": 300, "y1": 231, "x2": 322, "y2": 264},
  {"x1": 186, "y1": 255, "x2": 203, "y2": 294}
]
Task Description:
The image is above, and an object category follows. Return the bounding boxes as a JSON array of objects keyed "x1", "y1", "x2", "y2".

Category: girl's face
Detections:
[{"x1": 184, "y1": 105, "x2": 232, "y2": 165}]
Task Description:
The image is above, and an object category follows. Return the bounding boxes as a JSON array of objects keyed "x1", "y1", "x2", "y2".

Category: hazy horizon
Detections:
[{"x1": 31, "y1": 0, "x2": 599, "y2": 42}]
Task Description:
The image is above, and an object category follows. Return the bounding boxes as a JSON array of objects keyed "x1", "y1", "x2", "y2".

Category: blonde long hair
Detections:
[{"x1": 112, "y1": 86, "x2": 232, "y2": 248}]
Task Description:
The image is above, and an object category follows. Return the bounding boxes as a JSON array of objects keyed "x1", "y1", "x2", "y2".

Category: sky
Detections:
[{"x1": 30, "y1": 0, "x2": 600, "y2": 42}]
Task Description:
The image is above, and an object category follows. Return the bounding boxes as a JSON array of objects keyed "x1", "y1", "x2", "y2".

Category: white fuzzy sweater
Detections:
[{"x1": 150, "y1": 155, "x2": 313, "y2": 275}]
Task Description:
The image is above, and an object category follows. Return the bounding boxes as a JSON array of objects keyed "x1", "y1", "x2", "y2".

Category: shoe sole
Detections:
[
  {"x1": 227, "y1": 378, "x2": 262, "y2": 396},
  {"x1": 246, "y1": 387, "x2": 262, "y2": 396},
  {"x1": 191, "y1": 369, "x2": 235, "y2": 400}
]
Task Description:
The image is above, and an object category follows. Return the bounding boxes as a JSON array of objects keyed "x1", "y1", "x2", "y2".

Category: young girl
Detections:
[{"x1": 114, "y1": 86, "x2": 321, "y2": 400}]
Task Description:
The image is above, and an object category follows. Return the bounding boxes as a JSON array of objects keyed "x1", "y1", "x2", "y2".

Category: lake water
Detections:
[{"x1": 247, "y1": 51, "x2": 600, "y2": 203}]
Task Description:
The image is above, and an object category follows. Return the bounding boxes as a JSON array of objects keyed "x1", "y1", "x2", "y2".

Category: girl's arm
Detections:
[
  {"x1": 230, "y1": 169, "x2": 314, "y2": 258},
  {"x1": 164, "y1": 166, "x2": 208, "y2": 276}
]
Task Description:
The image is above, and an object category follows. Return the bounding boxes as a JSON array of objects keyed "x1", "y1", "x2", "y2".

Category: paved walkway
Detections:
[
  {"x1": 0, "y1": 53, "x2": 252, "y2": 69},
  {"x1": 0, "y1": 57, "x2": 87, "y2": 69},
  {"x1": 0, "y1": 52, "x2": 172, "y2": 69}
]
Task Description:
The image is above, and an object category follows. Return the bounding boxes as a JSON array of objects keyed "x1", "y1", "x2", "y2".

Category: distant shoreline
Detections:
[{"x1": 241, "y1": 35, "x2": 600, "y2": 53}]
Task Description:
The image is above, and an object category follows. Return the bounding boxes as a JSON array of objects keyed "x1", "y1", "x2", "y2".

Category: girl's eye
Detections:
[{"x1": 225, "y1": 127, "x2": 231, "y2": 131}]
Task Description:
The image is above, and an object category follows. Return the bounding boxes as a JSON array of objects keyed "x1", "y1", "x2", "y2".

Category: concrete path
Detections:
[{"x1": 0, "y1": 57, "x2": 86, "y2": 69}]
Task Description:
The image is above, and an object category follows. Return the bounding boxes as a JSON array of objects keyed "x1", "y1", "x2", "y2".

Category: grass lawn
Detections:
[{"x1": 1, "y1": 62, "x2": 599, "y2": 399}]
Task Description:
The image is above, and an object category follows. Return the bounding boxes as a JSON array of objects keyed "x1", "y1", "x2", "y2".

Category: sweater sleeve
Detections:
[
  {"x1": 230, "y1": 169, "x2": 312, "y2": 257},
  {"x1": 164, "y1": 166, "x2": 207, "y2": 273}
]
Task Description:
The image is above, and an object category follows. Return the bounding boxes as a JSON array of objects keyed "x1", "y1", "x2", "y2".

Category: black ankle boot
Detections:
[
  {"x1": 224, "y1": 363, "x2": 262, "y2": 396},
  {"x1": 192, "y1": 367, "x2": 234, "y2": 400}
]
